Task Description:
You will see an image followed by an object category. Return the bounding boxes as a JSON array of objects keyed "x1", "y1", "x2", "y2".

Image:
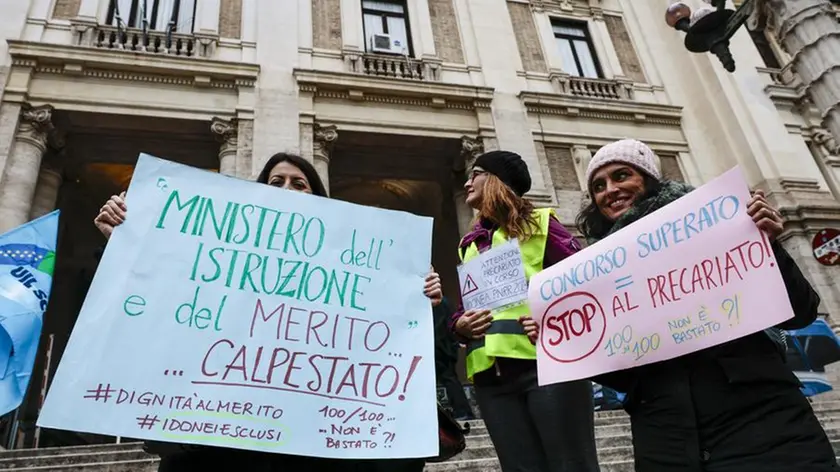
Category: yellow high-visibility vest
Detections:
[{"x1": 459, "y1": 208, "x2": 554, "y2": 380}]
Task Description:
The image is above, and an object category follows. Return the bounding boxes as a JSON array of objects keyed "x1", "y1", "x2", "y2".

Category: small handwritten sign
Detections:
[
  {"x1": 530, "y1": 167, "x2": 795, "y2": 385},
  {"x1": 458, "y1": 239, "x2": 528, "y2": 312},
  {"x1": 37, "y1": 154, "x2": 437, "y2": 459}
]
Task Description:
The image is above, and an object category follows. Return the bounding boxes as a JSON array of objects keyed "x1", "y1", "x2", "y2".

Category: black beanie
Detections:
[{"x1": 473, "y1": 150, "x2": 532, "y2": 196}]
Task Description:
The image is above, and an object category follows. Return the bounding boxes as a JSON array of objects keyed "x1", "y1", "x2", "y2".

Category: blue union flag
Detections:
[{"x1": 0, "y1": 210, "x2": 59, "y2": 415}]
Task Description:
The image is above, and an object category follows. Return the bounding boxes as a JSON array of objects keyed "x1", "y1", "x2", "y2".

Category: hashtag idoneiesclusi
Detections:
[{"x1": 136, "y1": 414, "x2": 160, "y2": 430}]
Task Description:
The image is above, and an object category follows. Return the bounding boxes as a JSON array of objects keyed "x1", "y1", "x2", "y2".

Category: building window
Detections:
[
  {"x1": 108, "y1": 0, "x2": 196, "y2": 33},
  {"x1": 362, "y1": 0, "x2": 413, "y2": 55},
  {"x1": 749, "y1": 30, "x2": 781, "y2": 69},
  {"x1": 659, "y1": 154, "x2": 685, "y2": 182},
  {"x1": 552, "y1": 20, "x2": 602, "y2": 78}
]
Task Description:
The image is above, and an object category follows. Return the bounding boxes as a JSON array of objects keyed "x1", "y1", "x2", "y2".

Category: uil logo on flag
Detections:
[{"x1": 0, "y1": 210, "x2": 60, "y2": 415}]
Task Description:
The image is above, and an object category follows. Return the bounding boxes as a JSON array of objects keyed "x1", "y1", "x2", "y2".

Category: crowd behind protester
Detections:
[{"x1": 93, "y1": 142, "x2": 837, "y2": 472}]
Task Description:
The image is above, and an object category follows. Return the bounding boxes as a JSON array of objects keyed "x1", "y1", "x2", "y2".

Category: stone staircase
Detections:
[{"x1": 3, "y1": 394, "x2": 840, "y2": 472}]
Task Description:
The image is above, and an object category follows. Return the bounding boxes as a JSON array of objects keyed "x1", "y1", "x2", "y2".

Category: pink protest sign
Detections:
[{"x1": 530, "y1": 167, "x2": 794, "y2": 385}]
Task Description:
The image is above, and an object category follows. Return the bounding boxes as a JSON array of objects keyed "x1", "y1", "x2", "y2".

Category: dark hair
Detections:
[
  {"x1": 256, "y1": 152, "x2": 328, "y2": 198},
  {"x1": 576, "y1": 173, "x2": 661, "y2": 241}
]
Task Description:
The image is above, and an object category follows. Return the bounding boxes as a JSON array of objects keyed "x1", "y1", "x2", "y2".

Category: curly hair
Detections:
[{"x1": 477, "y1": 174, "x2": 540, "y2": 240}]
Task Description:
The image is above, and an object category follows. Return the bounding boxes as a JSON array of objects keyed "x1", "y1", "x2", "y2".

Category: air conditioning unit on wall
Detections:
[{"x1": 370, "y1": 33, "x2": 405, "y2": 54}]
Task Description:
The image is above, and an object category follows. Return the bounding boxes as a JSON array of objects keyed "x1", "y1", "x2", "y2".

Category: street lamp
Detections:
[{"x1": 665, "y1": 0, "x2": 755, "y2": 72}]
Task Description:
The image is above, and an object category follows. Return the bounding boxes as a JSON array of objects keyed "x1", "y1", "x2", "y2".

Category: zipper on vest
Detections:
[{"x1": 495, "y1": 361, "x2": 501, "y2": 376}]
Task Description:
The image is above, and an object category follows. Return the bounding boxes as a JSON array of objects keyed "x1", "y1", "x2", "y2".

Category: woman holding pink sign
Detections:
[
  {"x1": 523, "y1": 139, "x2": 837, "y2": 472},
  {"x1": 450, "y1": 150, "x2": 600, "y2": 472}
]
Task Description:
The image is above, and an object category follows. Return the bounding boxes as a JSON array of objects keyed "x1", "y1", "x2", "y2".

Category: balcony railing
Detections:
[
  {"x1": 72, "y1": 23, "x2": 214, "y2": 58},
  {"x1": 345, "y1": 53, "x2": 441, "y2": 81},
  {"x1": 550, "y1": 73, "x2": 634, "y2": 100}
]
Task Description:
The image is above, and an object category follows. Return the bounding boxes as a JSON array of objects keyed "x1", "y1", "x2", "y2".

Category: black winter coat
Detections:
[{"x1": 596, "y1": 243, "x2": 838, "y2": 472}]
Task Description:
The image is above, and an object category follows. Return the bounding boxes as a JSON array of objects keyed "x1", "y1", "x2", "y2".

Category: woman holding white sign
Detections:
[
  {"x1": 94, "y1": 152, "x2": 442, "y2": 472},
  {"x1": 450, "y1": 150, "x2": 600, "y2": 472},
  {"x1": 523, "y1": 139, "x2": 837, "y2": 472}
]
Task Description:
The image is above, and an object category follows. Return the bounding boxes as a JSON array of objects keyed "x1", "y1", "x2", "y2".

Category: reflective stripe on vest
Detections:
[{"x1": 459, "y1": 208, "x2": 555, "y2": 380}]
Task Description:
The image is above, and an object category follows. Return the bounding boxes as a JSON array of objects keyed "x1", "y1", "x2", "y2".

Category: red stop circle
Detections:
[{"x1": 812, "y1": 228, "x2": 840, "y2": 266}]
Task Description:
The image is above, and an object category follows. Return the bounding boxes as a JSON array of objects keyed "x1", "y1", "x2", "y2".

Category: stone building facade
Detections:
[{"x1": 0, "y1": 0, "x2": 839, "y2": 445}]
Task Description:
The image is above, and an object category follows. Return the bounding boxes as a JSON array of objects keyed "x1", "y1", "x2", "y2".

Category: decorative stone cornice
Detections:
[
  {"x1": 461, "y1": 136, "x2": 484, "y2": 161},
  {"x1": 21, "y1": 103, "x2": 53, "y2": 131},
  {"x1": 530, "y1": 0, "x2": 597, "y2": 17},
  {"x1": 811, "y1": 126, "x2": 840, "y2": 155},
  {"x1": 460, "y1": 136, "x2": 484, "y2": 172},
  {"x1": 17, "y1": 103, "x2": 56, "y2": 152},
  {"x1": 755, "y1": 177, "x2": 840, "y2": 241},
  {"x1": 293, "y1": 69, "x2": 495, "y2": 111},
  {"x1": 314, "y1": 124, "x2": 338, "y2": 145},
  {"x1": 520, "y1": 91, "x2": 683, "y2": 127},
  {"x1": 211, "y1": 117, "x2": 238, "y2": 158},
  {"x1": 7, "y1": 40, "x2": 259, "y2": 90},
  {"x1": 777, "y1": 202, "x2": 840, "y2": 241},
  {"x1": 778, "y1": 177, "x2": 823, "y2": 193},
  {"x1": 313, "y1": 124, "x2": 338, "y2": 164}
]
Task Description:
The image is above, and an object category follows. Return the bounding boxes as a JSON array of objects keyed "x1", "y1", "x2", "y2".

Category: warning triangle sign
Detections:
[{"x1": 462, "y1": 274, "x2": 479, "y2": 296}]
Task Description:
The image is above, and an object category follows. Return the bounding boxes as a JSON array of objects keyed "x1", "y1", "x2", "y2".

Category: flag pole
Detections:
[
  {"x1": 5, "y1": 409, "x2": 19, "y2": 450},
  {"x1": 33, "y1": 334, "x2": 54, "y2": 449}
]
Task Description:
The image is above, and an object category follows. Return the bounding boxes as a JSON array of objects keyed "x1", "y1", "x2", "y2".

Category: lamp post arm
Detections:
[{"x1": 723, "y1": 0, "x2": 756, "y2": 40}]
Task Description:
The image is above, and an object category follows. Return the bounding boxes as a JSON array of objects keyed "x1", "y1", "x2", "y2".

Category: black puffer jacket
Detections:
[{"x1": 596, "y1": 243, "x2": 838, "y2": 472}]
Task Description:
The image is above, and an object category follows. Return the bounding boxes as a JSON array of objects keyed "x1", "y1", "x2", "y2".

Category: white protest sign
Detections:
[
  {"x1": 457, "y1": 239, "x2": 528, "y2": 312},
  {"x1": 530, "y1": 167, "x2": 795, "y2": 385},
  {"x1": 38, "y1": 154, "x2": 437, "y2": 459}
]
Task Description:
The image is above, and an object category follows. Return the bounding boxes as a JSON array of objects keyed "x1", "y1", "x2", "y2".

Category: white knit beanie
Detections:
[{"x1": 585, "y1": 139, "x2": 662, "y2": 192}]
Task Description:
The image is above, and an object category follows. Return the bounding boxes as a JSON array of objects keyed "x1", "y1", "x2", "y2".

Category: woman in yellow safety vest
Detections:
[{"x1": 450, "y1": 150, "x2": 600, "y2": 472}]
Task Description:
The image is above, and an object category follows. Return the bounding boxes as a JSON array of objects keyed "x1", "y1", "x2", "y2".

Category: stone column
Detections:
[
  {"x1": 29, "y1": 166, "x2": 63, "y2": 220},
  {"x1": 211, "y1": 117, "x2": 238, "y2": 176},
  {"x1": 0, "y1": 104, "x2": 55, "y2": 233},
  {"x1": 571, "y1": 145, "x2": 592, "y2": 190},
  {"x1": 460, "y1": 135, "x2": 484, "y2": 174},
  {"x1": 810, "y1": 127, "x2": 840, "y2": 199},
  {"x1": 453, "y1": 136, "x2": 484, "y2": 236},
  {"x1": 410, "y1": 0, "x2": 437, "y2": 58},
  {"x1": 75, "y1": 0, "x2": 101, "y2": 20},
  {"x1": 70, "y1": 0, "x2": 102, "y2": 46},
  {"x1": 195, "y1": 0, "x2": 221, "y2": 34},
  {"x1": 194, "y1": 0, "x2": 221, "y2": 56},
  {"x1": 340, "y1": 0, "x2": 364, "y2": 53},
  {"x1": 313, "y1": 124, "x2": 338, "y2": 195},
  {"x1": 762, "y1": 0, "x2": 840, "y2": 145}
]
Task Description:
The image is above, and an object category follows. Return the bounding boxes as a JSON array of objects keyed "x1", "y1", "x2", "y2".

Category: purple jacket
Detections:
[{"x1": 449, "y1": 214, "x2": 582, "y2": 385}]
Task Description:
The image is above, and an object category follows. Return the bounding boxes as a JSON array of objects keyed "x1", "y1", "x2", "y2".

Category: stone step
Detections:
[
  {"x1": 452, "y1": 431, "x2": 840, "y2": 463},
  {"x1": 0, "y1": 450, "x2": 152, "y2": 469},
  {"x1": 3, "y1": 445, "x2": 839, "y2": 472},
  {"x1": 4, "y1": 401, "x2": 840, "y2": 471},
  {"x1": 459, "y1": 431, "x2": 635, "y2": 452},
  {"x1": 424, "y1": 457, "x2": 636, "y2": 472},
  {"x1": 461, "y1": 420, "x2": 632, "y2": 439},
  {"x1": 0, "y1": 422, "x2": 635, "y2": 468},
  {"x1": 0, "y1": 458, "x2": 159, "y2": 471},
  {"x1": 0, "y1": 443, "x2": 143, "y2": 459}
]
